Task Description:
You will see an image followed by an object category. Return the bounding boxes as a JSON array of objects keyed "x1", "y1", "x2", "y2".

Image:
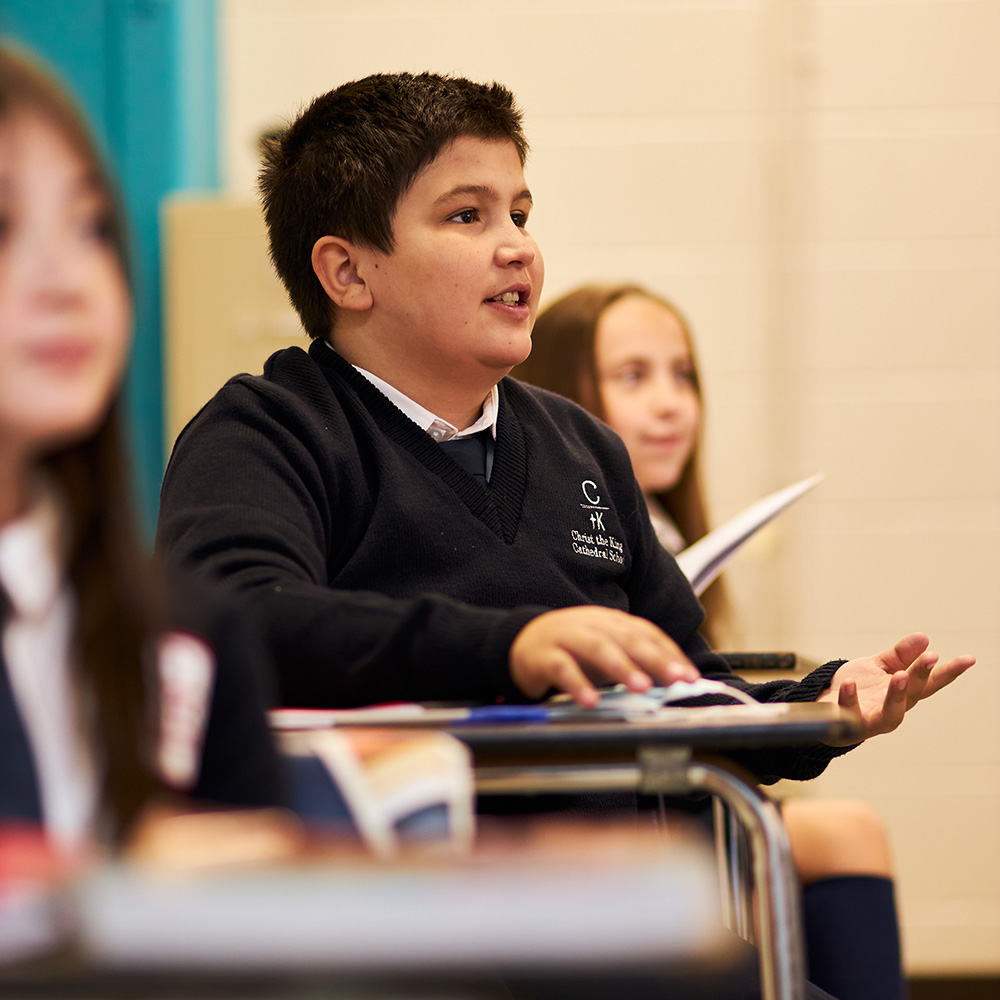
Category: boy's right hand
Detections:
[{"x1": 509, "y1": 607, "x2": 701, "y2": 708}]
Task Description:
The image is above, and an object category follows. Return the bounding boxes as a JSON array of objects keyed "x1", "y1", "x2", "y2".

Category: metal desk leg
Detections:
[
  {"x1": 639, "y1": 747, "x2": 806, "y2": 1000},
  {"x1": 474, "y1": 750, "x2": 806, "y2": 1000},
  {"x1": 712, "y1": 794, "x2": 754, "y2": 941}
]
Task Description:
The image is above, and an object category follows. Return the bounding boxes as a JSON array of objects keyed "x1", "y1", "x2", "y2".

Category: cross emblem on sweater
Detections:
[{"x1": 573, "y1": 478, "x2": 624, "y2": 565}]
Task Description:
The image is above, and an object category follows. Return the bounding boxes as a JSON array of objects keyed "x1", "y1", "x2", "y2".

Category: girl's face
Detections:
[
  {"x1": 594, "y1": 294, "x2": 700, "y2": 494},
  {"x1": 0, "y1": 111, "x2": 130, "y2": 463}
]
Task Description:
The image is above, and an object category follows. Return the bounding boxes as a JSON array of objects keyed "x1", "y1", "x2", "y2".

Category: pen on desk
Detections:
[{"x1": 449, "y1": 705, "x2": 551, "y2": 726}]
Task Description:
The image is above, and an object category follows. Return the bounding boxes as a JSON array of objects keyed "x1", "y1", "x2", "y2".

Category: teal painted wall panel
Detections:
[{"x1": 173, "y1": 0, "x2": 219, "y2": 191}]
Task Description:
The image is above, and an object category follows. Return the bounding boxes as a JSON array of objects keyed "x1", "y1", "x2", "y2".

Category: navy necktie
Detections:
[
  {"x1": 0, "y1": 588, "x2": 44, "y2": 824},
  {"x1": 440, "y1": 430, "x2": 491, "y2": 484}
]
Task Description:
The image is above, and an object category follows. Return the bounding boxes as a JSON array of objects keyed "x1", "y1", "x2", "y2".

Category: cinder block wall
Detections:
[{"x1": 165, "y1": 0, "x2": 998, "y2": 974}]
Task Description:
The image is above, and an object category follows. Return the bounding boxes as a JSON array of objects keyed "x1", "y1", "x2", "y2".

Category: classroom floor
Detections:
[{"x1": 909, "y1": 977, "x2": 1000, "y2": 1000}]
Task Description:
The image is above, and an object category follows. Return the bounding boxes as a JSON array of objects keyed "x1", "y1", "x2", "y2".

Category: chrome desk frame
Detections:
[{"x1": 457, "y1": 705, "x2": 860, "y2": 1000}]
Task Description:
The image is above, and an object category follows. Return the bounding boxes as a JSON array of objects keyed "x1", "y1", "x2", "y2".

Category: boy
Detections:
[{"x1": 157, "y1": 72, "x2": 971, "y2": 784}]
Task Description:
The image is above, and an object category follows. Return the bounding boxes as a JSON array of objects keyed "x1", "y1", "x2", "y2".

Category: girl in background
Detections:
[
  {"x1": 0, "y1": 43, "x2": 286, "y2": 852},
  {"x1": 516, "y1": 283, "x2": 905, "y2": 1000}
]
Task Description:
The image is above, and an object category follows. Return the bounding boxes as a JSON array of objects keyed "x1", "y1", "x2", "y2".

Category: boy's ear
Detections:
[{"x1": 311, "y1": 236, "x2": 374, "y2": 312}]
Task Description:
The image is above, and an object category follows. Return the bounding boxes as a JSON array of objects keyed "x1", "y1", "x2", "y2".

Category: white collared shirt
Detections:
[
  {"x1": 344, "y1": 353, "x2": 498, "y2": 443},
  {"x1": 0, "y1": 487, "x2": 98, "y2": 848},
  {"x1": 351, "y1": 366, "x2": 498, "y2": 482}
]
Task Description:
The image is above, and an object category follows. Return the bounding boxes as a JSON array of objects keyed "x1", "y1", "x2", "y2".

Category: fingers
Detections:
[
  {"x1": 836, "y1": 679, "x2": 859, "y2": 713},
  {"x1": 509, "y1": 607, "x2": 699, "y2": 706},
  {"x1": 821, "y1": 680, "x2": 863, "y2": 746},
  {"x1": 559, "y1": 610, "x2": 699, "y2": 690},
  {"x1": 846, "y1": 671, "x2": 908, "y2": 741},
  {"x1": 900, "y1": 643, "x2": 974, "y2": 705},
  {"x1": 882, "y1": 632, "x2": 929, "y2": 671},
  {"x1": 881, "y1": 634, "x2": 975, "y2": 707},
  {"x1": 532, "y1": 648, "x2": 602, "y2": 709},
  {"x1": 918, "y1": 653, "x2": 976, "y2": 700},
  {"x1": 877, "y1": 671, "x2": 909, "y2": 734},
  {"x1": 567, "y1": 626, "x2": 656, "y2": 694},
  {"x1": 902, "y1": 651, "x2": 936, "y2": 705},
  {"x1": 605, "y1": 616, "x2": 700, "y2": 687},
  {"x1": 829, "y1": 635, "x2": 975, "y2": 744}
]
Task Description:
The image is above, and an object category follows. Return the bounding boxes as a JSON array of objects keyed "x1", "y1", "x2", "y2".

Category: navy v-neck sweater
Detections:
[{"x1": 158, "y1": 340, "x2": 846, "y2": 782}]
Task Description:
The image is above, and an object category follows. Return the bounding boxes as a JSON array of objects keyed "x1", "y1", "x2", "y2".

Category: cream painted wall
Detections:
[{"x1": 168, "y1": 0, "x2": 1000, "y2": 973}]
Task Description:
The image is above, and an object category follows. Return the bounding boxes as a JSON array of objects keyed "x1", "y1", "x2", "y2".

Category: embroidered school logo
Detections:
[
  {"x1": 580, "y1": 481, "x2": 607, "y2": 529},
  {"x1": 573, "y1": 478, "x2": 624, "y2": 565}
]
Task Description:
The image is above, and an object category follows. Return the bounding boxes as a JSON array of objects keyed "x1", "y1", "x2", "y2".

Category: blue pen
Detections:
[{"x1": 451, "y1": 705, "x2": 550, "y2": 726}]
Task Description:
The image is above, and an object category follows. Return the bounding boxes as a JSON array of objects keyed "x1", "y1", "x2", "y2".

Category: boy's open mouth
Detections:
[{"x1": 488, "y1": 291, "x2": 524, "y2": 305}]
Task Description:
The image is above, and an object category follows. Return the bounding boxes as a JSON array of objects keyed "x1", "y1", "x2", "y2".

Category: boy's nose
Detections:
[{"x1": 497, "y1": 227, "x2": 536, "y2": 269}]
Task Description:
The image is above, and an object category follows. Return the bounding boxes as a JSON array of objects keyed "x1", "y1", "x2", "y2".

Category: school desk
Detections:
[{"x1": 274, "y1": 699, "x2": 862, "y2": 1000}]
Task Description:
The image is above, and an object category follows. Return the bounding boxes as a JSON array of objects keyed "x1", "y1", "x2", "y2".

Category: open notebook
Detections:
[{"x1": 675, "y1": 473, "x2": 822, "y2": 596}]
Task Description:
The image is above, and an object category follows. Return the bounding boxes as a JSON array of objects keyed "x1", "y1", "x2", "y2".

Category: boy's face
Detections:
[{"x1": 359, "y1": 136, "x2": 543, "y2": 393}]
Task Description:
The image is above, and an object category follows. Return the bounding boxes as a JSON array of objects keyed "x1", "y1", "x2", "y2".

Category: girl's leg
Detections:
[{"x1": 783, "y1": 798, "x2": 905, "y2": 1000}]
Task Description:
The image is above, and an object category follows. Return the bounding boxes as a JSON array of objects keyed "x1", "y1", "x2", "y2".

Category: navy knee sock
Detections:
[{"x1": 802, "y1": 874, "x2": 906, "y2": 1000}]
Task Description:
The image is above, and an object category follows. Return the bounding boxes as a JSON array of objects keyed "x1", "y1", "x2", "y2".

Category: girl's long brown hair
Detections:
[
  {"x1": 1, "y1": 45, "x2": 163, "y2": 837},
  {"x1": 513, "y1": 283, "x2": 731, "y2": 647}
]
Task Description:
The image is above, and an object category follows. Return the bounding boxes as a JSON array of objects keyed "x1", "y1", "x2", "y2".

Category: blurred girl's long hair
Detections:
[{"x1": 0, "y1": 45, "x2": 163, "y2": 837}]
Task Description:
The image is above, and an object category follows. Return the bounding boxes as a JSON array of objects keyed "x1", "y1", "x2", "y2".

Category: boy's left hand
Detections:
[{"x1": 817, "y1": 632, "x2": 974, "y2": 746}]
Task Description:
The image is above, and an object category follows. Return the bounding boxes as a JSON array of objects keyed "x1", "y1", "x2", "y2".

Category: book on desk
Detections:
[{"x1": 280, "y1": 726, "x2": 476, "y2": 859}]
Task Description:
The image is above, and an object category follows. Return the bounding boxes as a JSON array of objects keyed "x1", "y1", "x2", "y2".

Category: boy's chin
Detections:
[{"x1": 493, "y1": 337, "x2": 533, "y2": 371}]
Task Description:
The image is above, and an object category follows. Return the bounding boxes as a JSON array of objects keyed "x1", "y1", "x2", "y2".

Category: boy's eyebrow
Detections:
[{"x1": 434, "y1": 184, "x2": 533, "y2": 206}]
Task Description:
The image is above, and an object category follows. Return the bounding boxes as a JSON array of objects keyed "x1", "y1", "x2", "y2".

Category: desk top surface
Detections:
[
  {"x1": 443, "y1": 702, "x2": 860, "y2": 754},
  {"x1": 274, "y1": 701, "x2": 861, "y2": 755}
]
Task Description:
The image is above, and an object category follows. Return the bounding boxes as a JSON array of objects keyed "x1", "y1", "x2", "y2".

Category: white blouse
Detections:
[
  {"x1": 645, "y1": 495, "x2": 686, "y2": 556},
  {"x1": 0, "y1": 486, "x2": 216, "y2": 849},
  {"x1": 0, "y1": 488, "x2": 96, "y2": 848}
]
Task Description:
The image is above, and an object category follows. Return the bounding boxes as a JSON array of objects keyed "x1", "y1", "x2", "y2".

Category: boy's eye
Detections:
[
  {"x1": 511, "y1": 210, "x2": 528, "y2": 228},
  {"x1": 449, "y1": 208, "x2": 479, "y2": 224}
]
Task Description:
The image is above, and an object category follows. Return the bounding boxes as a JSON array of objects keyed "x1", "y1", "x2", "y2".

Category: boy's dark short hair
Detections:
[{"x1": 258, "y1": 71, "x2": 529, "y2": 340}]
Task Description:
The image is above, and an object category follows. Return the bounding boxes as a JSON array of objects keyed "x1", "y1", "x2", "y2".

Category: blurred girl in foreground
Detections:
[
  {"x1": 0, "y1": 44, "x2": 286, "y2": 852},
  {"x1": 516, "y1": 283, "x2": 905, "y2": 1000}
]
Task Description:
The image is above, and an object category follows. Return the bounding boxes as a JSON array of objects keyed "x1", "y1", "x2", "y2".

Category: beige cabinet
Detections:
[{"x1": 162, "y1": 196, "x2": 305, "y2": 449}]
